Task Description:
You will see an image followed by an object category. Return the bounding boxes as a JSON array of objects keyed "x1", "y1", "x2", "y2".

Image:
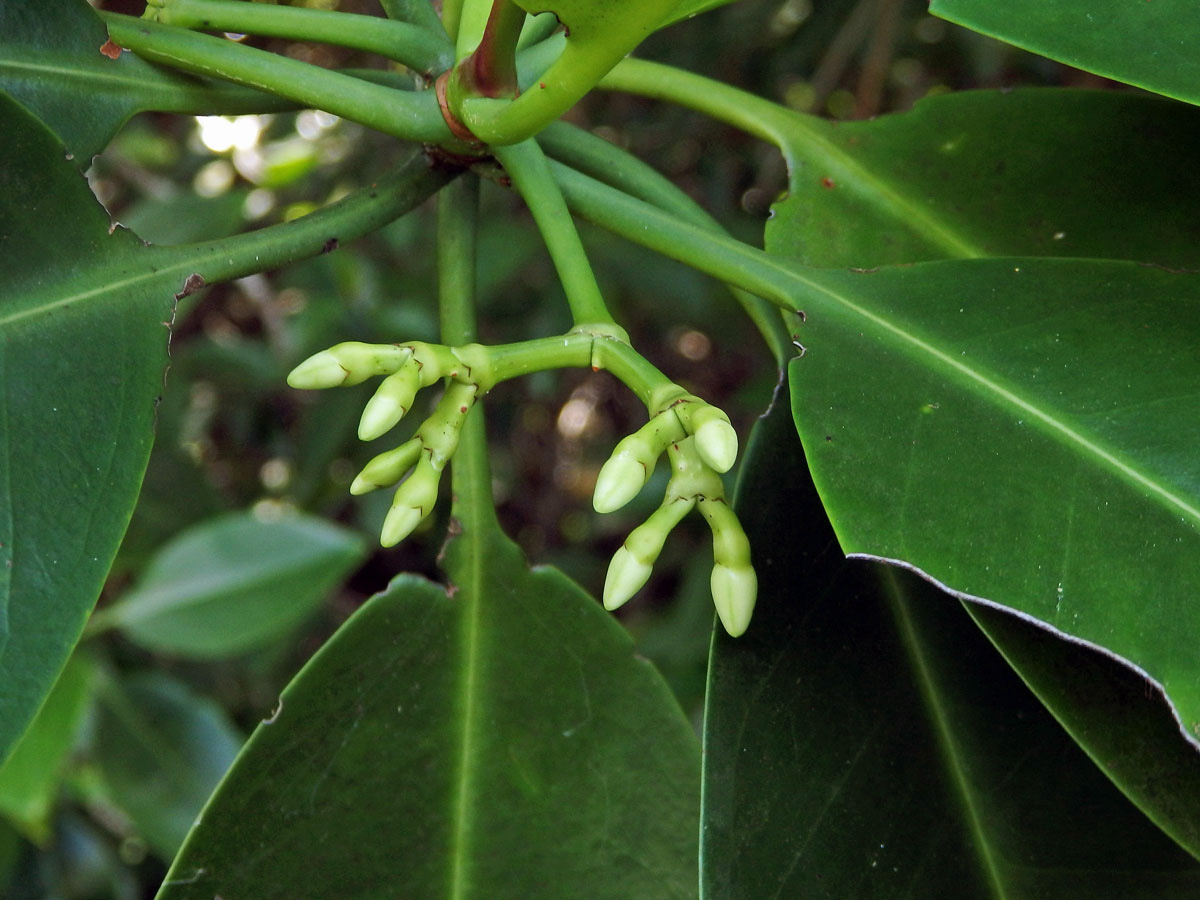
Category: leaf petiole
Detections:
[
  {"x1": 143, "y1": 0, "x2": 453, "y2": 74},
  {"x1": 103, "y1": 13, "x2": 459, "y2": 146},
  {"x1": 490, "y1": 138, "x2": 621, "y2": 332},
  {"x1": 537, "y1": 122, "x2": 793, "y2": 365}
]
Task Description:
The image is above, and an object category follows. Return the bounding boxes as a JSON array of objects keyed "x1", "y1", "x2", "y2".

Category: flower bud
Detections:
[
  {"x1": 358, "y1": 364, "x2": 421, "y2": 441},
  {"x1": 379, "y1": 458, "x2": 440, "y2": 547},
  {"x1": 602, "y1": 498, "x2": 693, "y2": 611},
  {"x1": 286, "y1": 350, "x2": 349, "y2": 390},
  {"x1": 287, "y1": 342, "x2": 410, "y2": 389},
  {"x1": 593, "y1": 453, "x2": 648, "y2": 514},
  {"x1": 350, "y1": 438, "x2": 421, "y2": 495},
  {"x1": 693, "y1": 417, "x2": 738, "y2": 473},
  {"x1": 603, "y1": 547, "x2": 653, "y2": 611},
  {"x1": 678, "y1": 403, "x2": 738, "y2": 473},
  {"x1": 711, "y1": 562, "x2": 757, "y2": 637}
]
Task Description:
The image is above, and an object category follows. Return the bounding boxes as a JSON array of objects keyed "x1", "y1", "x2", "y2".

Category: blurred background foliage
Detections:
[{"x1": 1, "y1": 0, "x2": 1122, "y2": 895}]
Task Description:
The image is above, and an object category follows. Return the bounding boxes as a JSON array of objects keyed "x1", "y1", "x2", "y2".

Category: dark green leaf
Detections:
[
  {"x1": 783, "y1": 257, "x2": 1200, "y2": 753},
  {"x1": 94, "y1": 672, "x2": 242, "y2": 860},
  {"x1": 0, "y1": 0, "x2": 292, "y2": 164},
  {"x1": 156, "y1": 528, "x2": 700, "y2": 898},
  {"x1": 968, "y1": 602, "x2": 1200, "y2": 856},
  {"x1": 0, "y1": 655, "x2": 93, "y2": 842},
  {"x1": 0, "y1": 95, "x2": 447, "y2": 762},
  {"x1": 702, "y1": 391, "x2": 1200, "y2": 896},
  {"x1": 767, "y1": 89, "x2": 1200, "y2": 268},
  {"x1": 931, "y1": 0, "x2": 1200, "y2": 106},
  {"x1": 93, "y1": 512, "x2": 366, "y2": 658},
  {"x1": 0, "y1": 92, "x2": 175, "y2": 765}
]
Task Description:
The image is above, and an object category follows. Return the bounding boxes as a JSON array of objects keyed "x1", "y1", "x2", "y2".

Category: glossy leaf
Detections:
[
  {"x1": 782, "y1": 257, "x2": 1200, "y2": 746},
  {"x1": 0, "y1": 93, "x2": 448, "y2": 764},
  {"x1": 0, "y1": 92, "x2": 175, "y2": 765},
  {"x1": 0, "y1": 0, "x2": 292, "y2": 164},
  {"x1": 967, "y1": 601, "x2": 1200, "y2": 856},
  {"x1": 767, "y1": 89, "x2": 1200, "y2": 268},
  {"x1": 931, "y1": 0, "x2": 1200, "y2": 106},
  {"x1": 702, "y1": 392, "x2": 1200, "y2": 896},
  {"x1": 94, "y1": 672, "x2": 243, "y2": 859},
  {"x1": 0, "y1": 655, "x2": 94, "y2": 843},
  {"x1": 92, "y1": 512, "x2": 366, "y2": 658},
  {"x1": 156, "y1": 529, "x2": 700, "y2": 897}
]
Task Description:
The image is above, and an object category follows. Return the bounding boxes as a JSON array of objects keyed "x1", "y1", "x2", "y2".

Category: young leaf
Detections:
[
  {"x1": 931, "y1": 0, "x2": 1200, "y2": 107},
  {"x1": 703, "y1": 391, "x2": 1200, "y2": 896},
  {"x1": 155, "y1": 537, "x2": 700, "y2": 897},
  {"x1": 93, "y1": 512, "x2": 366, "y2": 658}
]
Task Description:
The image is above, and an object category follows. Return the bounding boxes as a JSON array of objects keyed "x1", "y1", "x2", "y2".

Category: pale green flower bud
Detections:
[
  {"x1": 350, "y1": 438, "x2": 422, "y2": 495},
  {"x1": 380, "y1": 458, "x2": 440, "y2": 547},
  {"x1": 693, "y1": 416, "x2": 738, "y2": 473},
  {"x1": 603, "y1": 547, "x2": 653, "y2": 611},
  {"x1": 287, "y1": 342, "x2": 411, "y2": 389},
  {"x1": 593, "y1": 413, "x2": 687, "y2": 513},
  {"x1": 593, "y1": 452, "x2": 648, "y2": 514},
  {"x1": 710, "y1": 563, "x2": 757, "y2": 637},
  {"x1": 698, "y1": 497, "x2": 756, "y2": 635},
  {"x1": 603, "y1": 497, "x2": 694, "y2": 611},
  {"x1": 286, "y1": 350, "x2": 348, "y2": 390},
  {"x1": 674, "y1": 403, "x2": 737, "y2": 473},
  {"x1": 358, "y1": 364, "x2": 422, "y2": 441}
]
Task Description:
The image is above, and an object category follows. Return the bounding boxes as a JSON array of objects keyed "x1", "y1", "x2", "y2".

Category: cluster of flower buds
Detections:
[
  {"x1": 595, "y1": 399, "x2": 757, "y2": 637},
  {"x1": 288, "y1": 340, "x2": 492, "y2": 547},
  {"x1": 288, "y1": 340, "x2": 757, "y2": 635}
]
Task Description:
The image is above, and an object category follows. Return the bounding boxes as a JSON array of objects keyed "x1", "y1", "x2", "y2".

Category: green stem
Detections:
[
  {"x1": 550, "y1": 161, "x2": 812, "y2": 313},
  {"x1": 453, "y1": 0, "x2": 496, "y2": 58},
  {"x1": 490, "y1": 139, "x2": 617, "y2": 329},
  {"x1": 438, "y1": 173, "x2": 495, "y2": 535},
  {"x1": 379, "y1": 0, "x2": 446, "y2": 37},
  {"x1": 145, "y1": 0, "x2": 452, "y2": 74},
  {"x1": 484, "y1": 334, "x2": 675, "y2": 410},
  {"x1": 104, "y1": 13, "x2": 458, "y2": 147},
  {"x1": 149, "y1": 152, "x2": 454, "y2": 294},
  {"x1": 457, "y1": 0, "x2": 524, "y2": 97},
  {"x1": 600, "y1": 57, "x2": 793, "y2": 148},
  {"x1": 441, "y1": 0, "x2": 464, "y2": 45},
  {"x1": 439, "y1": 179, "x2": 481, "y2": 345},
  {"x1": 537, "y1": 122, "x2": 793, "y2": 365},
  {"x1": 599, "y1": 57, "x2": 985, "y2": 260}
]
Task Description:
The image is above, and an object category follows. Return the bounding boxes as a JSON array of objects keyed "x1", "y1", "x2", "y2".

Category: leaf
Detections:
[
  {"x1": 93, "y1": 672, "x2": 243, "y2": 859},
  {"x1": 155, "y1": 529, "x2": 700, "y2": 897},
  {"x1": 702, "y1": 391, "x2": 1200, "y2": 896},
  {"x1": 0, "y1": 0, "x2": 294, "y2": 164},
  {"x1": 782, "y1": 257, "x2": 1200, "y2": 746},
  {"x1": 0, "y1": 654, "x2": 94, "y2": 843},
  {"x1": 766, "y1": 89, "x2": 1200, "y2": 268},
  {"x1": 930, "y1": 0, "x2": 1200, "y2": 107},
  {"x1": 92, "y1": 511, "x2": 366, "y2": 658},
  {"x1": 0, "y1": 92, "x2": 175, "y2": 765},
  {"x1": 966, "y1": 601, "x2": 1200, "y2": 856},
  {"x1": 0, "y1": 93, "x2": 448, "y2": 763}
]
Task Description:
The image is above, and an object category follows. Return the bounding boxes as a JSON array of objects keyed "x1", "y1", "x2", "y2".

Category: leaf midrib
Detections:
[{"x1": 0, "y1": 58, "x2": 188, "y2": 96}]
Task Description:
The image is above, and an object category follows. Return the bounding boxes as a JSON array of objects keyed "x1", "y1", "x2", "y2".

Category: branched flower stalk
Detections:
[{"x1": 113, "y1": 0, "x2": 768, "y2": 635}]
